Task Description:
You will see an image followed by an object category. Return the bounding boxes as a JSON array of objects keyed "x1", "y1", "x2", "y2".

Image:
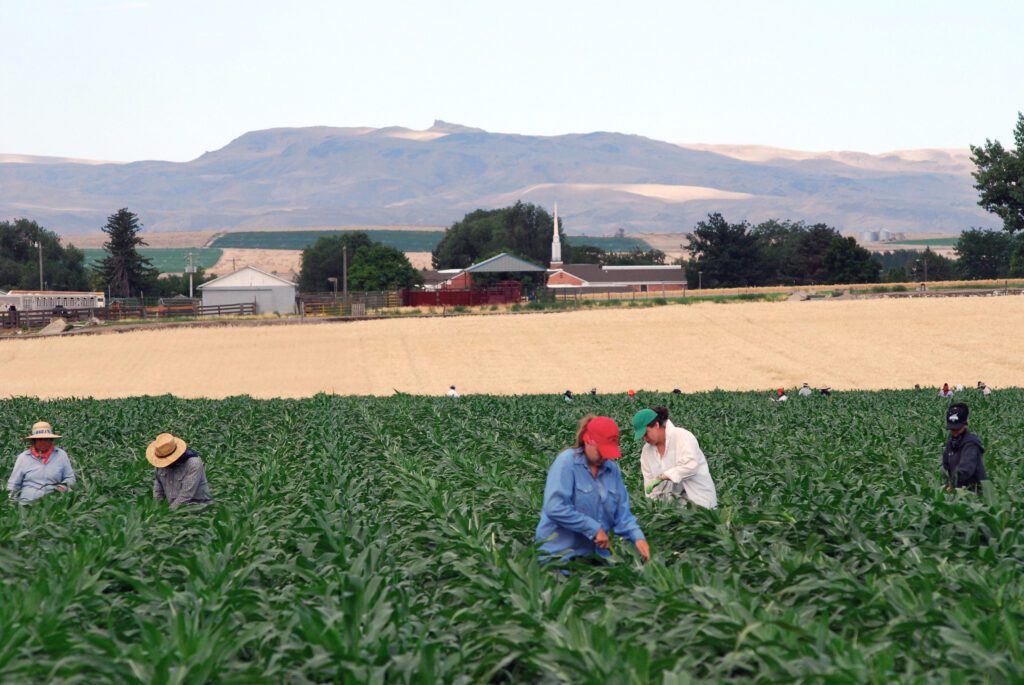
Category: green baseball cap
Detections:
[{"x1": 632, "y1": 408, "x2": 657, "y2": 439}]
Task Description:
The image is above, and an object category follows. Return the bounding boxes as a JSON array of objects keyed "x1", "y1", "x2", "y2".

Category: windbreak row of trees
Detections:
[
  {"x1": 0, "y1": 219, "x2": 91, "y2": 292},
  {"x1": 684, "y1": 220, "x2": 1024, "y2": 288},
  {"x1": 0, "y1": 210, "x2": 216, "y2": 298},
  {"x1": 683, "y1": 214, "x2": 881, "y2": 288}
]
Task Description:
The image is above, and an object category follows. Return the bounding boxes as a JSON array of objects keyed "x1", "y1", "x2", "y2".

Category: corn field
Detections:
[{"x1": 1, "y1": 390, "x2": 1022, "y2": 683}]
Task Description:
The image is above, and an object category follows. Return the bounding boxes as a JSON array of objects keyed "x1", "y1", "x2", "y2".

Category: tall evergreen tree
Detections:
[{"x1": 95, "y1": 208, "x2": 157, "y2": 298}]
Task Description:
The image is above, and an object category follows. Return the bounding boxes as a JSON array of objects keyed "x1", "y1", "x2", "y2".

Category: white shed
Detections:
[{"x1": 198, "y1": 266, "x2": 297, "y2": 314}]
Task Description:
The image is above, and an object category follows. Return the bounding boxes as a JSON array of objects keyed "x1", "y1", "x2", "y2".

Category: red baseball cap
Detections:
[{"x1": 583, "y1": 416, "x2": 622, "y2": 460}]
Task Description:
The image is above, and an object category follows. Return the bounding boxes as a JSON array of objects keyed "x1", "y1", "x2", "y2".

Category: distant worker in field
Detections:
[
  {"x1": 977, "y1": 381, "x2": 992, "y2": 396},
  {"x1": 633, "y1": 407, "x2": 718, "y2": 509},
  {"x1": 7, "y1": 422, "x2": 76, "y2": 502},
  {"x1": 146, "y1": 433, "x2": 213, "y2": 508},
  {"x1": 535, "y1": 415, "x2": 650, "y2": 564},
  {"x1": 942, "y1": 404, "x2": 987, "y2": 494},
  {"x1": 446, "y1": 385, "x2": 460, "y2": 398},
  {"x1": 563, "y1": 390, "x2": 574, "y2": 402},
  {"x1": 798, "y1": 383, "x2": 813, "y2": 397},
  {"x1": 627, "y1": 389, "x2": 637, "y2": 400},
  {"x1": 772, "y1": 388, "x2": 788, "y2": 402},
  {"x1": 938, "y1": 383, "x2": 953, "y2": 398},
  {"x1": 820, "y1": 386, "x2": 832, "y2": 397}
]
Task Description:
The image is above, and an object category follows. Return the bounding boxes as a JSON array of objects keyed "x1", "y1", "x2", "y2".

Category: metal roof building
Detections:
[
  {"x1": 547, "y1": 264, "x2": 687, "y2": 292},
  {"x1": 198, "y1": 266, "x2": 297, "y2": 314}
]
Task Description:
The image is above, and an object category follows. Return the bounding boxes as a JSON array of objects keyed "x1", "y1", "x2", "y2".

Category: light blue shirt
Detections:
[
  {"x1": 7, "y1": 447, "x2": 76, "y2": 502},
  {"x1": 535, "y1": 448, "x2": 645, "y2": 560}
]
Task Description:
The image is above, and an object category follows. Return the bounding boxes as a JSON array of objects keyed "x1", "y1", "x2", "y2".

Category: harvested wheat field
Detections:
[{"x1": 2, "y1": 297, "x2": 1022, "y2": 399}]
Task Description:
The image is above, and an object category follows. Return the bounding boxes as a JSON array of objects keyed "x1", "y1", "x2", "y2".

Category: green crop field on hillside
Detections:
[
  {"x1": 210, "y1": 230, "x2": 651, "y2": 254},
  {"x1": 81, "y1": 248, "x2": 222, "y2": 274},
  {"x1": 211, "y1": 230, "x2": 445, "y2": 252},
  {"x1": 1, "y1": 390, "x2": 1021, "y2": 682}
]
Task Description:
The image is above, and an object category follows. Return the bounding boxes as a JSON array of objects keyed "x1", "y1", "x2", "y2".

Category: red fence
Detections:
[{"x1": 402, "y1": 282, "x2": 522, "y2": 307}]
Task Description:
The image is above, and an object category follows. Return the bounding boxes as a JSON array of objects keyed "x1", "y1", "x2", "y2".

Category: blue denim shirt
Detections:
[
  {"x1": 535, "y1": 448, "x2": 645, "y2": 560},
  {"x1": 7, "y1": 447, "x2": 76, "y2": 502}
]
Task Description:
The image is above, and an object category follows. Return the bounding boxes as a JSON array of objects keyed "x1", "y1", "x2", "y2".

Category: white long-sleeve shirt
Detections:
[{"x1": 639, "y1": 420, "x2": 717, "y2": 509}]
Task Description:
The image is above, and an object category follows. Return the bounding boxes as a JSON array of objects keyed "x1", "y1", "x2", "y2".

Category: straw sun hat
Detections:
[
  {"x1": 146, "y1": 433, "x2": 188, "y2": 468},
  {"x1": 24, "y1": 421, "x2": 62, "y2": 440}
]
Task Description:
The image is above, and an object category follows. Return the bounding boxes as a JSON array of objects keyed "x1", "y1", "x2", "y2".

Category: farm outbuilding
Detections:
[{"x1": 198, "y1": 266, "x2": 296, "y2": 314}]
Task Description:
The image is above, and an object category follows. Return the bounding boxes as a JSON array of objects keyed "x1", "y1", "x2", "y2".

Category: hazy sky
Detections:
[{"x1": 2, "y1": 0, "x2": 1022, "y2": 161}]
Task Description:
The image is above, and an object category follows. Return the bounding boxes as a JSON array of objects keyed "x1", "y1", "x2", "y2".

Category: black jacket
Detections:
[{"x1": 943, "y1": 431, "x2": 987, "y2": 492}]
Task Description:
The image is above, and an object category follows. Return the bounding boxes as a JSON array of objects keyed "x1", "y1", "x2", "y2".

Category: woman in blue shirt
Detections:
[
  {"x1": 535, "y1": 415, "x2": 650, "y2": 563},
  {"x1": 7, "y1": 421, "x2": 76, "y2": 502}
]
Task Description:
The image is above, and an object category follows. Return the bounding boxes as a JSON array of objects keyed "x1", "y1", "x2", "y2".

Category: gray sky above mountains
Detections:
[{"x1": 1, "y1": 0, "x2": 1022, "y2": 162}]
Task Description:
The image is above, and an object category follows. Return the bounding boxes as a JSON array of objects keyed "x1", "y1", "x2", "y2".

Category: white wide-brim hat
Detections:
[{"x1": 24, "y1": 421, "x2": 61, "y2": 440}]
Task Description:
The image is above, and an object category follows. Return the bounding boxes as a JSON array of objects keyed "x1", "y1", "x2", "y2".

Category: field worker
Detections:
[
  {"x1": 7, "y1": 422, "x2": 76, "y2": 502},
  {"x1": 633, "y1": 407, "x2": 718, "y2": 509},
  {"x1": 773, "y1": 388, "x2": 788, "y2": 402},
  {"x1": 942, "y1": 403, "x2": 987, "y2": 493},
  {"x1": 798, "y1": 383, "x2": 813, "y2": 397},
  {"x1": 820, "y1": 387, "x2": 832, "y2": 397},
  {"x1": 535, "y1": 415, "x2": 650, "y2": 563},
  {"x1": 938, "y1": 383, "x2": 953, "y2": 398},
  {"x1": 563, "y1": 390, "x2": 574, "y2": 402},
  {"x1": 446, "y1": 385, "x2": 460, "y2": 398},
  {"x1": 146, "y1": 433, "x2": 213, "y2": 508},
  {"x1": 978, "y1": 381, "x2": 992, "y2": 396},
  {"x1": 627, "y1": 389, "x2": 637, "y2": 400}
]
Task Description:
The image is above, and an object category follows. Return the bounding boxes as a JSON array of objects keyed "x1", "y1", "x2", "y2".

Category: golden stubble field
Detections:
[{"x1": 2, "y1": 297, "x2": 1022, "y2": 399}]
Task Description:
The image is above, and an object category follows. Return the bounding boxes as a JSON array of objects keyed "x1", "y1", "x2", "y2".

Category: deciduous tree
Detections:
[
  {"x1": 0, "y1": 219, "x2": 90, "y2": 292},
  {"x1": 433, "y1": 202, "x2": 570, "y2": 269},
  {"x1": 954, "y1": 228, "x2": 1014, "y2": 279},
  {"x1": 970, "y1": 112, "x2": 1024, "y2": 234},
  {"x1": 299, "y1": 232, "x2": 421, "y2": 292}
]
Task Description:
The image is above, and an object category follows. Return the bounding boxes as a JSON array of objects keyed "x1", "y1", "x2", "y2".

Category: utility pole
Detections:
[
  {"x1": 342, "y1": 245, "x2": 348, "y2": 304},
  {"x1": 185, "y1": 251, "x2": 196, "y2": 299},
  {"x1": 34, "y1": 240, "x2": 43, "y2": 290}
]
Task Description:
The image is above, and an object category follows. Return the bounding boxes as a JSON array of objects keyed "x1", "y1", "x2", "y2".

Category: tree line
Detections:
[{"x1": 0, "y1": 209, "x2": 218, "y2": 298}]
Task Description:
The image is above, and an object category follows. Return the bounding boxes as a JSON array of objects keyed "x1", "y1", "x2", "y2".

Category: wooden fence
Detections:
[
  {"x1": 1, "y1": 302, "x2": 256, "y2": 330},
  {"x1": 298, "y1": 291, "x2": 402, "y2": 318}
]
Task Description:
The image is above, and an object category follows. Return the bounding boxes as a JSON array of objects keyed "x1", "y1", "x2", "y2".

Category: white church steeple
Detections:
[{"x1": 550, "y1": 202, "x2": 562, "y2": 268}]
